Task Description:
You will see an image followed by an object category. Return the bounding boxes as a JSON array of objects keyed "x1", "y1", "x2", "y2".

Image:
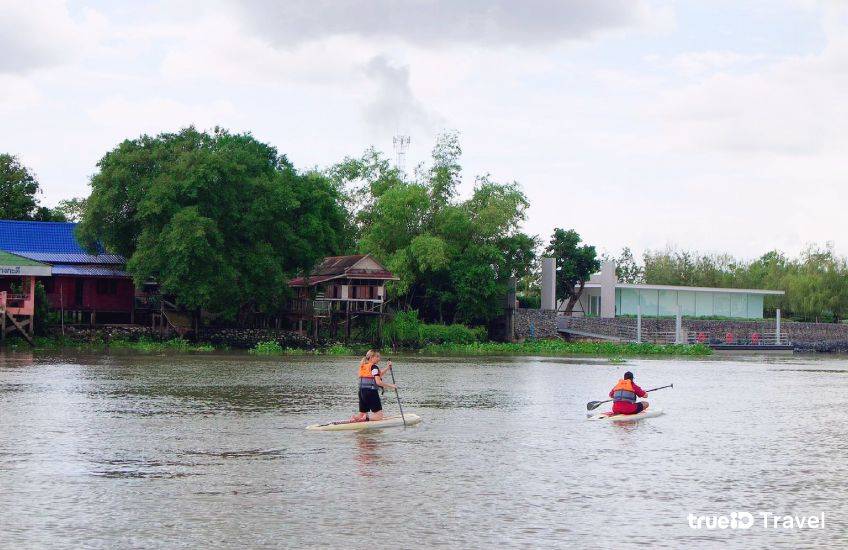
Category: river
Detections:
[{"x1": 0, "y1": 352, "x2": 845, "y2": 548}]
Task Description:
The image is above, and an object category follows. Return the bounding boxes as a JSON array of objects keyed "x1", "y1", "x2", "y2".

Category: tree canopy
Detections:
[
  {"x1": 78, "y1": 127, "x2": 347, "y2": 319},
  {"x1": 334, "y1": 132, "x2": 537, "y2": 325},
  {"x1": 544, "y1": 228, "x2": 600, "y2": 314},
  {"x1": 0, "y1": 153, "x2": 66, "y2": 221}
]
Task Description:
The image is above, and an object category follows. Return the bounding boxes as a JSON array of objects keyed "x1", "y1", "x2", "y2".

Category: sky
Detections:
[{"x1": 1, "y1": 0, "x2": 846, "y2": 260}]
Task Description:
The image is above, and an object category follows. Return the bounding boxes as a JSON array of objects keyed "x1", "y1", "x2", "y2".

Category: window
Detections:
[
  {"x1": 96, "y1": 279, "x2": 118, "y2": 295},
  {"x1": 589, "y1": 295, "x2": 601, "y2": 316}
]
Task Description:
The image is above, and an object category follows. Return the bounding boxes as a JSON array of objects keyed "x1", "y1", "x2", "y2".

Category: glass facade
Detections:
[{"x1": 614, "y1": 288, "x2": 766, "y2": 318}]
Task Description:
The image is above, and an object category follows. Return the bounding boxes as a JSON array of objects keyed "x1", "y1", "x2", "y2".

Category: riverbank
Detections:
[
  {"x1": 5, "y1": 334, "x2": 711, "y2": 358},
  {"x1": 419, "y1": 340, "x2": 712, "y2": 356}
]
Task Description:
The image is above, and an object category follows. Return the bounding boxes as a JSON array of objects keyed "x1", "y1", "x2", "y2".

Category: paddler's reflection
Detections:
[{"x1": 354, "y1": 433, "x2": 387, "y2": 477}]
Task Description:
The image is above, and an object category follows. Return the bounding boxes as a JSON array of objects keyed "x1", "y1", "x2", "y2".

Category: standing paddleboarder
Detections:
[{"x1": 351, "y1": 350, "x2": 397, "y2": 422}]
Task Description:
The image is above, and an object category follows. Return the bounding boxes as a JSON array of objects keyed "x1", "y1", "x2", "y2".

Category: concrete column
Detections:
[
  {"x1": 636, "y1": 303, "x2": 642, "y2": 343},
  {"x1": 675, "y1": 305, "x2": 682, "y2": 344},
  {"x1": 776, "y1": 309, "x2": 781, "y2": 344},
  {"x1": 541, "y1": 257, "x2": 556, "y2": 311},
  {"x1": 598, "y1": 261, "x2": 617, "y2": 318}
]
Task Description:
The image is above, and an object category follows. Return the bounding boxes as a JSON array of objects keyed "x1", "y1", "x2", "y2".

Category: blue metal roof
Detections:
[
  {"x1": 50, "y1": 265, "x2": 131, "y2": 277},
  {"x1": 15, "y1": 252, "x2": 125, "y2": 264},
  {"x1": 0, "y1": 220, "x2": 125, "y2": 265}
]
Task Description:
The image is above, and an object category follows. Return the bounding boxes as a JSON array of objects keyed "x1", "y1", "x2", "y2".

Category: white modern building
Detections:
[{"x1": 543, "y1": 261, "x2": 784, "y2": 319}]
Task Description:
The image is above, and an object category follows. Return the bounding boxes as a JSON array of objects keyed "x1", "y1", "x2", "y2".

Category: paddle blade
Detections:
[{"x1": 586, "y1": 400, "x2": 604, "y2": 411}]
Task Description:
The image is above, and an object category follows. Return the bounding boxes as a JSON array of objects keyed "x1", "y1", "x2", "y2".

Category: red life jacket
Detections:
[{"x1": 611, "y1": 379, "x2": 638, "y2": 403}]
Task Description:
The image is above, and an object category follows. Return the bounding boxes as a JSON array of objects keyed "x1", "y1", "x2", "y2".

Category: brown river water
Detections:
[{"x1": 1, "y1": 352, "x2": 846, "y2": 548}]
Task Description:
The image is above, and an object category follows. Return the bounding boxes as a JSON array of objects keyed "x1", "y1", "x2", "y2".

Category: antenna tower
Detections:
[{"x1": 393, "y1": 135, "x2": 411, "y2": 174}]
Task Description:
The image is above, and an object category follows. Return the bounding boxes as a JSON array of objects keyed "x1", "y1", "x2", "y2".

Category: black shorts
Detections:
[
  {"x1": 359, "y1": 388, "x2": 382, "y2": 413},
  {"x1": 634, "y1": 402, "x2": 646, "y2": 413}
]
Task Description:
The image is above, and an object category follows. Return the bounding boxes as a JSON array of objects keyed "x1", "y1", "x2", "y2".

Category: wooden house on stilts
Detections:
[
  {"x1": 0, "y1": 251, "x2": 52, "y2": 345},
  {"x1": 288, "y1": 254, "x2": 397, "y2": 341}
]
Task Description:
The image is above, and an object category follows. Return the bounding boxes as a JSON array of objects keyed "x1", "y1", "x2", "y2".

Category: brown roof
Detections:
[
  {"x1": 311, "y1": 255, "x2": 368, "y2": 276},
  {"x1": 289, "y1": 254, "x2": 398, "y2": 287}
]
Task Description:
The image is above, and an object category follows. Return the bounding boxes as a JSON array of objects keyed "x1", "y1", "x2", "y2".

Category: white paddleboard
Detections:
[
  {"x1": 588, "y1": 408, "x2": 663, "y2": 422},
  {"x1": 306, "y1": 413, "x2": 422, "y2": 431}
]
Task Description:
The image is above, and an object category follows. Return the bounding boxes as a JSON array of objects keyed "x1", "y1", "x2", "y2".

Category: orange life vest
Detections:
[
  {"x1": 359, "y1": 361, "x2": 379, "y2": 389},
  {"x1": 612, "y1": 379, "x2": 637, "y2": 403}
]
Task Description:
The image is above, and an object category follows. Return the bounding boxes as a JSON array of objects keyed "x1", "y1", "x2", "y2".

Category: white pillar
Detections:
[
  {"x1": 675, "y1": 305, "x2": 682, "y2": 344},
  {"x1": 541, "y1": 257, "x2": 556, "y2": 311},
  {"x1": 776, "y1": 308, "x2": 781, "y2": 344},
  {"x1": 599, "y1": 261, "x2": 617, "y2": 318},
  {"x1": 636, "y1": 303, "x2": 642, "y2": 343}
]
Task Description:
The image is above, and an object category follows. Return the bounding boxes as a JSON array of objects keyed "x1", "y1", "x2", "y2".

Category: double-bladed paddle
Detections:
[{"x1": 586, "y1": 384, "x2": 673, "y2": 411}]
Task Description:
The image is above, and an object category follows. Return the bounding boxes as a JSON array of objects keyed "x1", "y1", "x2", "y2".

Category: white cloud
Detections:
[
  {"x1": 86, "y1": 97, "x2": 240, "y2": 136},
  {"x1": 361, "y1": 55, "x2": 442, "y2": 136},
  {"x1": 0, "y1": 75, "x2": 42, "y2": 114},
  {"x1": 228, "y1": 0, "x2": 664, "y2": 47},
  {"x1": 0, "y1": 0, "x2": 97, "y2": 74}
]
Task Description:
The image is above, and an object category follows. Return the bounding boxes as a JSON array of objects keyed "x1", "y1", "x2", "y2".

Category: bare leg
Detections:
[
  {"x1": 350, "y1": 412, "x2": 367, "y2": 422},
  {"x1": 641, "y1": 401, "x2": 650, "y2": 411}
]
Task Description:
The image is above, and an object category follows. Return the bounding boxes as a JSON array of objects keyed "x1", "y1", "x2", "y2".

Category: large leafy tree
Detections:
[
  {"x1": 78, "y1": 127, "x2": 347, "y2": 319},
  {"x1": 545, "y1": 228, "x2": 600, "y2": 315},
  {"x1": 0, "y1": 153, "x2": 66, "y2": 221},
  {"x1": 346, "y1": 133, "x2": 537, "y2": 325}
]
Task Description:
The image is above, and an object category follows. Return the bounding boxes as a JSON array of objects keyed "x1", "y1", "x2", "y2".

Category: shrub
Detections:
[
  {"x1": 249, "y1": 340, "x2": 284, "y2": 355},
  {"x1": 383, "y1": 310, "x2": 424, "y2": 347},
  {"x1": 325, "y1": 343, "x2": 356, "y2": 355},
  {"x1": 383, "y1": 310, "x2": 487, "y2": 348}
]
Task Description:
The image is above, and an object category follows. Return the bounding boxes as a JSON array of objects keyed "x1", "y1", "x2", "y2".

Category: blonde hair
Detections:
[{"x1": 362, "y1": 349, "x2": 380, "y2": 365}]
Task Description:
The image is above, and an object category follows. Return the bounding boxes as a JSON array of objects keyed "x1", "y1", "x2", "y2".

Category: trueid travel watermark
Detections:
[{"x1": 687, "y1": 511, "x2": 825, "y2": 530}]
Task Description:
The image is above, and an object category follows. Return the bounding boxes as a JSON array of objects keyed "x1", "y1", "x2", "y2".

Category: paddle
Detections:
[
  {"x1": 586, "y1": 384, "x2": 673, "y2": 411},
  {"x1": 387, "y1": 361, "x2": 407, "y2": 427}
]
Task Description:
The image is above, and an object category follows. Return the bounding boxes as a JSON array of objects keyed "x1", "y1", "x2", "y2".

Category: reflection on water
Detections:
[{"x1": 1, "y1": 352, "x2": 846, "y2": 548}]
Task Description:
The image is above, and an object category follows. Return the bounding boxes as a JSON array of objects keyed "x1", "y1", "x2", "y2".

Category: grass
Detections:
[
  {"x1": 107, "y1": 337, "x2": 215, "y2": 353},
  {"x1": 420, "y1": 339, "x2": 712, "y2": 357},
  {"x1": 248, "y1": 340, "x2": 285, "y2": 355},
  {"x1": 248, "y1": 340, "x2": 360, "y2": 356},
  {"x1": 9, "y1": 335, "x2": 709, "y2": 358},
  {"x1": 13, "y1": 336, "x2": 215, "y2": 353}
]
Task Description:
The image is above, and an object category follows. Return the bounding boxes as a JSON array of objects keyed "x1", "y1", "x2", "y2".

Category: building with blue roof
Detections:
[{"x1": 0, "y1": 220, "x2": 134, "y2": 323}]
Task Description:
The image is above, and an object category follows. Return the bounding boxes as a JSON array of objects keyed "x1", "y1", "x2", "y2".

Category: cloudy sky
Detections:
[{"x1": 1, "y1": 0, "x2": 846, "y2": 259}]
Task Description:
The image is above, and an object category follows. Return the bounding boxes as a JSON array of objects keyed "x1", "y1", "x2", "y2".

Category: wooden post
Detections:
[
  {"x1": 377, "y1": 306, "x2": 383, "y2": 343},
  {"x1": 345, "y1": 301, "x2": 351, "y2": 343},
  {"x1": 1, "y1": 310, "x2": 6, "y2": 345}
]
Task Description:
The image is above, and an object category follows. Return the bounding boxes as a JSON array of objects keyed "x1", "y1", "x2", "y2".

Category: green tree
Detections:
[
  {"x1": 545, "y1": 228, "x2": 600, "y2": 315},
  {"x1": 78, "y1": 127, "x2": 347, "y2": 319},
  {"x1": 0, "y1": 154, "x2": 66, "y2": 221},
  {"x1": 351, "y1": 133, "x2": 537, "y2": 325},
  {"x1": 53, "y1": 197, "x2": 88, "y2": 221},
  {"x1": 614, "y1": 247, "x2": 644, "y2": 283}
]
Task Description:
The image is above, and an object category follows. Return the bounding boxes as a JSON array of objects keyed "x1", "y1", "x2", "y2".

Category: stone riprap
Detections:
[
  {"x1": 556, "y1": 316, "x2": 848, "y2": 352},
  {"x1": 513, "y1": 308, "x2": 558, "y2": 340}
]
